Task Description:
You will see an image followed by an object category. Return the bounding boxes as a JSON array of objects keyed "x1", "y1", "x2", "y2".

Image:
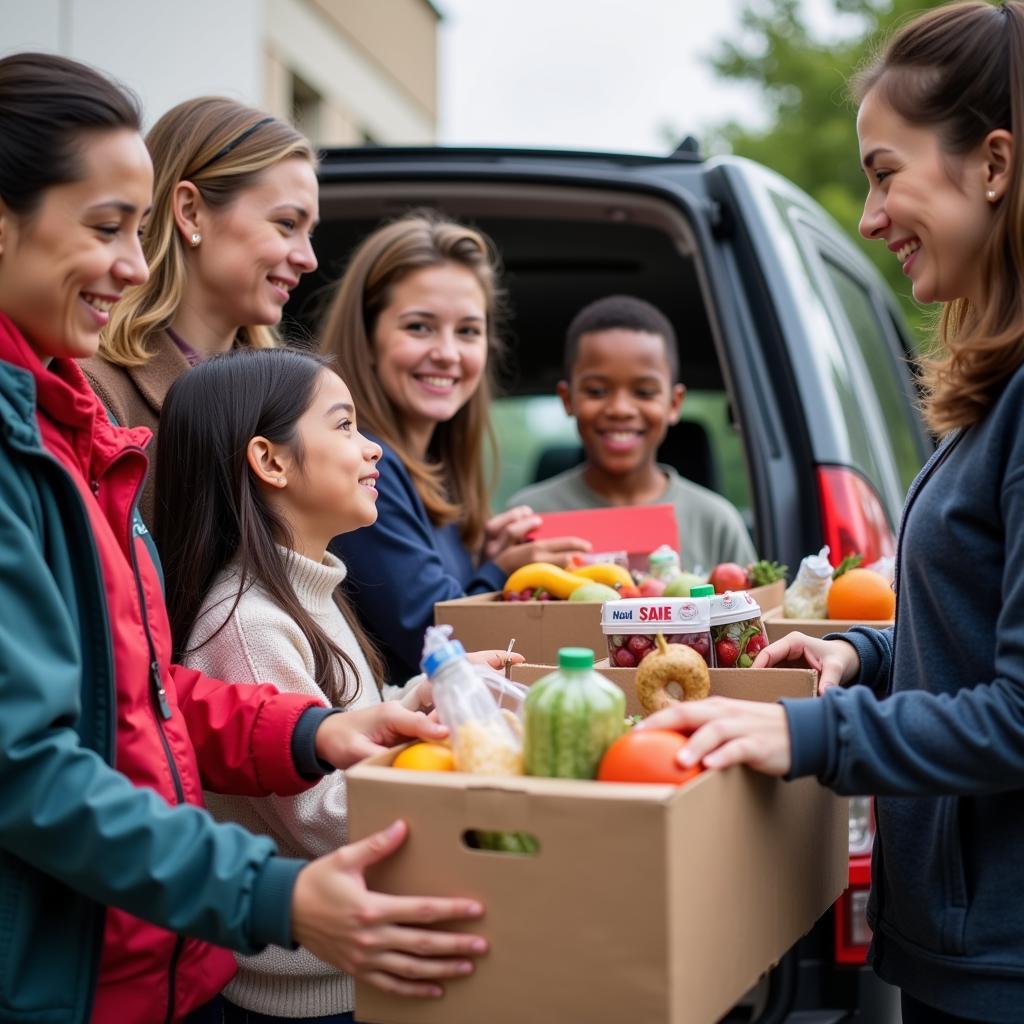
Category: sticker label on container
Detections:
[{"x1": 601, "y1": 597, "x2": 710, "y2": 632}]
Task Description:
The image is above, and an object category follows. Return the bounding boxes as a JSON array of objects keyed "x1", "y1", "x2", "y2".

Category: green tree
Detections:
[{"x1": 705, "y1": 0, "x2": 945, "y2": 344}]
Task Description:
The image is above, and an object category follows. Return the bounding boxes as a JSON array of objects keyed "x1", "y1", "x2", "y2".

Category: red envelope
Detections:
[{"x1": 528, "y1": 503, "x2": 679, "y2": 557}]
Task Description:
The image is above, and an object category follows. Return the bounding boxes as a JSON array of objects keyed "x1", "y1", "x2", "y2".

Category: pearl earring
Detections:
[
  {"x1": 987, "y1": 190, "x2": 998, "y2": 202},
  {"x1": 277, "y1": 477, "x2": 286, "y2": 487},
  {"x1": 190, "y1": 232, "x2": 202, "y2": 247}
]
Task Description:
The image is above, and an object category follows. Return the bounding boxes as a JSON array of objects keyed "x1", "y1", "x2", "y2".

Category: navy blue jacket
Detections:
[
  {"x1": 784, "y1": 363, "x2": 1024, "y2": 1021},
  {"x1": 330, "y1": 437, "x2": 505, "y2": 681}
]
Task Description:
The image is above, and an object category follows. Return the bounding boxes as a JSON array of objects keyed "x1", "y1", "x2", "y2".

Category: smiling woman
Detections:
[
  {"x1": 319, "y1": 211, "x2": 590, "y2": 680},
  {"x1": 82, "y1": 97, "x2": 320, "y2": 524}
]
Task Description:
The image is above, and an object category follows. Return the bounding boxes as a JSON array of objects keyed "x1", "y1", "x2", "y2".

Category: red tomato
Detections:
[
  {"x1": 708, "y1": 562, "x2": 750, "y2": 594},
  {"x1": 617, "y1": 584, "x2": 642, "y2": 598},
  {"x1": 597, "y1": 729, "x2": 704, "y2": 785}
]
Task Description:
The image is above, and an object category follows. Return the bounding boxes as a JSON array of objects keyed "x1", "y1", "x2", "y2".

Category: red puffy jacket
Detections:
[{"x1": 16, "y1": 335, "x2": 322, "y2": 1023}]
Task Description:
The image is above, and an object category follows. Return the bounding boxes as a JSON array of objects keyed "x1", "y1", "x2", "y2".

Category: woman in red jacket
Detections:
[{"x1": 0, "y1": 53, "x2": 485, "y2": 1024}]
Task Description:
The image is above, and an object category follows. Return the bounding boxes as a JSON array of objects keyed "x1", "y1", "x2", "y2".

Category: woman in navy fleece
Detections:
[
  {"x1": 319, "y1": 212, "x2": 588, "y2": 681},
  {"x1": 642, "y1": 4, "x2": 1024, "y2": 1023}
]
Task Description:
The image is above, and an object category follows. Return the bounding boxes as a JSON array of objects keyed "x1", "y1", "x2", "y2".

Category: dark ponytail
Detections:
[
  {"x1": 155, "y1": 348, "x2": 383, "y2": 706},
  {"x1": 0, "y1": 52, "x2": 141, "y2": 216}
]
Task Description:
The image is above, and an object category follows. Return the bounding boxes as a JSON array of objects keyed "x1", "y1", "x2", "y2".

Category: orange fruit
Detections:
[
  {"x1": 827, "y1": 568, "x2": 895, "y2": 621},
  {"x1": 391, "y1": 742, "x2": 456, "y2": 772}
]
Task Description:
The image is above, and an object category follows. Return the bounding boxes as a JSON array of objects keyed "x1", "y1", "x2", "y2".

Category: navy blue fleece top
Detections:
[
  {"x1": 782, "y1": 362, "x2": 1024, "y2": 1021},
  {"x1": 329, "y1": 437, "x2": 505, "y2": 682}
]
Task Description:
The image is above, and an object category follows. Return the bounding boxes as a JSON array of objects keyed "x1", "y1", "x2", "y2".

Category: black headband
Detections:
[{"x1": 190, "y1": 117, "x2": 275, "y2": 177}]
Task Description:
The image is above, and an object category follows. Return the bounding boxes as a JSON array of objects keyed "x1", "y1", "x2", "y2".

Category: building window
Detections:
[{"x1": 290, "y1": 72, "x2": 321, "y2": 141}]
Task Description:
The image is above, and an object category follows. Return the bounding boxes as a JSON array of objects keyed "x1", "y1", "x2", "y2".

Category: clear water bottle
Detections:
[{"x1": 420, "y1": 625, "x2": 522, "y2": 775}]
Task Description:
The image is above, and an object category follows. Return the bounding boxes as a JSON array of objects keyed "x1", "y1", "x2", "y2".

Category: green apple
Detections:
[
  {"x1": 568, "y1": 582, "x2": 621, "y2": 603},
  {"x1": 663, "y1": 572, "x2": 708, "y2": 598}
]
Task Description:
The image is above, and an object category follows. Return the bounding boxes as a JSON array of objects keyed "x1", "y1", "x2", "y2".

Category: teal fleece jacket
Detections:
[{"x1": 0, "y1": 351, "x2": 306, "y2": 1023}]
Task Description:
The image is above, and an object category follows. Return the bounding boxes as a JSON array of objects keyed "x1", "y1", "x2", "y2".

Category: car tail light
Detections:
[
  {"x1": 835, "y1": 856, "x2": 873, "y2": 964},
  {"x1": 816, "y1": 465, "x2": 896, "y2": 566}
]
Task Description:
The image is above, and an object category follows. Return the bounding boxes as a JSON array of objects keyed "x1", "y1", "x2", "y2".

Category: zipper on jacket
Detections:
[
  {"x1": 164, "y1": 935, "x2": 185, "y2": 1024},
  {"x1": 116, "y1": 453, "x2": 190, "y2": 1023}
]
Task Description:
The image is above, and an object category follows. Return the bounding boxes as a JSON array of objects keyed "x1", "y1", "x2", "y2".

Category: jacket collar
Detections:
[
  {"x1": 128, "y1": 334, "x2": 191, "y2": 417},
  {"x1": 0, "y1": 311, "x2": 151, "y2": 467}
]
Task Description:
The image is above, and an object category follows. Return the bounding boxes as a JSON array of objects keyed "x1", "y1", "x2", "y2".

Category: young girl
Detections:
[
  {"x1": 645, "y1": 4, "x2": 1024, "y2": 1022},
  {"x1": 83, "y1": 96, "x2": 319, "y2": 524},
  {"x1": 0, "y1": 53, "x2": 484, "y2": 1024},
  {"x1": 155, "y1": 347, "x2": 519, "y2": 1024},
  {"x1": 319, "y1": 211, "x2": 589, "y2": 680}
]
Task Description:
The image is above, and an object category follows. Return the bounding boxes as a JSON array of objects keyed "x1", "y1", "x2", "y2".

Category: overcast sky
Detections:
[{"x1": 436, "y1": 0, "x2": 849, "y2": 154}]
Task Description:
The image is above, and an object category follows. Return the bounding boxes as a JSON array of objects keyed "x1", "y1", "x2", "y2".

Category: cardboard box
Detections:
[
  {"x1": 347, "y1": 667, "x2": 848, "y2": 1024},
  {"x1": 763, "y1": 604, "x2": 892, "y2": 643},
  {"x1": 434, "y1": 592, "x2": 605, "y2": 666},
  {"x1": 433, "y1": 579, "x2": 786, "y2": 667}
]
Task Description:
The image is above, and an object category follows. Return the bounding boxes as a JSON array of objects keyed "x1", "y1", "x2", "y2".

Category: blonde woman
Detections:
[
  {"x1": 84, "y1": 97, "x2": 318, "y2": 523},
  {"x1": 320, "y1": 211, "x2": 589, "y2": 681}
]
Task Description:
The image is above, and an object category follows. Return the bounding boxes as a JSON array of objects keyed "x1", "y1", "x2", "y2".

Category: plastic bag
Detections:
[
  {"x1": 783, "y1": 546, "x2": 833, "y2": 619},
  {"x1": 420, "y1": 625, "x2": 523, "y2": 775}
]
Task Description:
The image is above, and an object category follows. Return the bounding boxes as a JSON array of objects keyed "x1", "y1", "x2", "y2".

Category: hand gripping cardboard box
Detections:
[
  {"x1": 346, "y1": 666, "x2": 848, "y2": 1024},
  {"x1": 433, "y1": 580, "x2": 786, "y2": 667}
]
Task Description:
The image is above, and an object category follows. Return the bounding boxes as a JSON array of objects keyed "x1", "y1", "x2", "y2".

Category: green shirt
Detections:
[{"x1": 506, "y1": 463, "x2": 756, "y2": 574}]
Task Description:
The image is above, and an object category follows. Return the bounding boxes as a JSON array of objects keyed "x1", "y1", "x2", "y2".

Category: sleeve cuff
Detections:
[
  {"x1": 826, "y1": 627, "x2": 886, "y2": 693},
  {"x1": 292, "y1": 706, "x2": 342, "y2": 779},
  {"x1": 249, "y1": 855, "x2": 306, "y2": 949},
  {"x1": 467, "y1": 560, "x2": 506, "y2": 594},
  {"x1": 781, "y1": 696, "x2": 830, "y2": 780}
]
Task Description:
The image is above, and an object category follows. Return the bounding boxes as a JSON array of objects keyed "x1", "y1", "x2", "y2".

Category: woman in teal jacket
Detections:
[{"x1": 0, "y1": 53, "x2": 485, "y2": 1024}]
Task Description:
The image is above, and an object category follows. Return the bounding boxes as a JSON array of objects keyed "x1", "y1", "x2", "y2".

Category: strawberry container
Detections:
[
  {"x1": 709, "y1": 590, "x2": 767, "y2": 668},
  {"x1": 601, "y1": 596, "x2": 712, "y2": 669}
]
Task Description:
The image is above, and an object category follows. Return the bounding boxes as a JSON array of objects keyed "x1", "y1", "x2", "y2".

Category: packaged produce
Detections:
[
  {"x1": 420, "y1": 625, "x2": 523, "y2": 775},
  {"x1": 634, "y1": 634, "x2": 712, "y2": 714},
  {"x1": 648, "y1": 543, "x2": 682, "y2": 582},
  {"x1": 602, "y1": 595, "x2": 712, "y2": 668},
  {"x1": 523, "y1": 647, "x2": 625, "y2": 779},
  {"x1": 782, "y1": 546, "x2": 833, "y2": 619},
  {"x1": 709, "y1": 590, "x2": 767, "y2": 668}
]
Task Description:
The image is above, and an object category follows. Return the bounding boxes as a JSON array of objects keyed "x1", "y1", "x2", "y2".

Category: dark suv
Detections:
[{"x1": 286, "y1": 143, "x2": 931, "y2": 1023}]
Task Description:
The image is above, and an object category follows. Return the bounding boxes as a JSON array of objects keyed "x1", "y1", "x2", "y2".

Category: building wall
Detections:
[
  {"x1": 0, "y1": 0, "x2": 262, "y2": 128},
  {"x1": 0, "y1": 0, "x2": 438, "y2": 145},
  {"x1": 264, "y1": 0, "x2": 437, "y2": 145}
]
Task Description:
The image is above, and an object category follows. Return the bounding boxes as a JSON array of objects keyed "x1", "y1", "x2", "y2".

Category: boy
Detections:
[{"x1": 507, "y1": 295, "x2": 755, "y2": 573}]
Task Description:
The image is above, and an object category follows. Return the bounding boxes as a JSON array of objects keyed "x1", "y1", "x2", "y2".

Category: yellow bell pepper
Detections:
[{"x1": 503, "y1": 562, "x2": 589, "y2": 599}]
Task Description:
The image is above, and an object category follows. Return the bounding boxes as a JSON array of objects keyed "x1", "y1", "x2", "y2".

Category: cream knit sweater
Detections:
[{"x1": 184, "y1": 548, "x2": 389, "y2": 1018}]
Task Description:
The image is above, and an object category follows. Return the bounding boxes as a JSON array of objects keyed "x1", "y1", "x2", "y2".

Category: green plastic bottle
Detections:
[{"x1": 524, "y1": 647, "x2": 626, "y2": 779}]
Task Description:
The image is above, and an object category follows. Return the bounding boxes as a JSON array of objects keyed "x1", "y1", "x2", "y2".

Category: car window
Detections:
[
  {"x1": 488, "y1": 391, "x2": 752, "y2": 520},
  {"x1": 821, "y1": 259, "x2": 925, "y2": 493}
]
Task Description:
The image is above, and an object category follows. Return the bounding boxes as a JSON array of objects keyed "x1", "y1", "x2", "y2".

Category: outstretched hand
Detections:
[{"x1": 292, "y1": 820, "x2": 487, "y2": 998}]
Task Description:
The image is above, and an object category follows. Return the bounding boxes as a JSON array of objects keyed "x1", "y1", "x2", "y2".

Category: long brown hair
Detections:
[
  {"x1": 155, "y1": 348, "x2": 383, "y2": 706},
  {"x1": 318, "y1": 210, "x2": 505, "y2": 552},
  {"x1": 102, "y1": 97, "x2": 315, "y2": 367},
  {"x1": 853, "y1": 1, "x2": 1024, "y2": 434}
]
